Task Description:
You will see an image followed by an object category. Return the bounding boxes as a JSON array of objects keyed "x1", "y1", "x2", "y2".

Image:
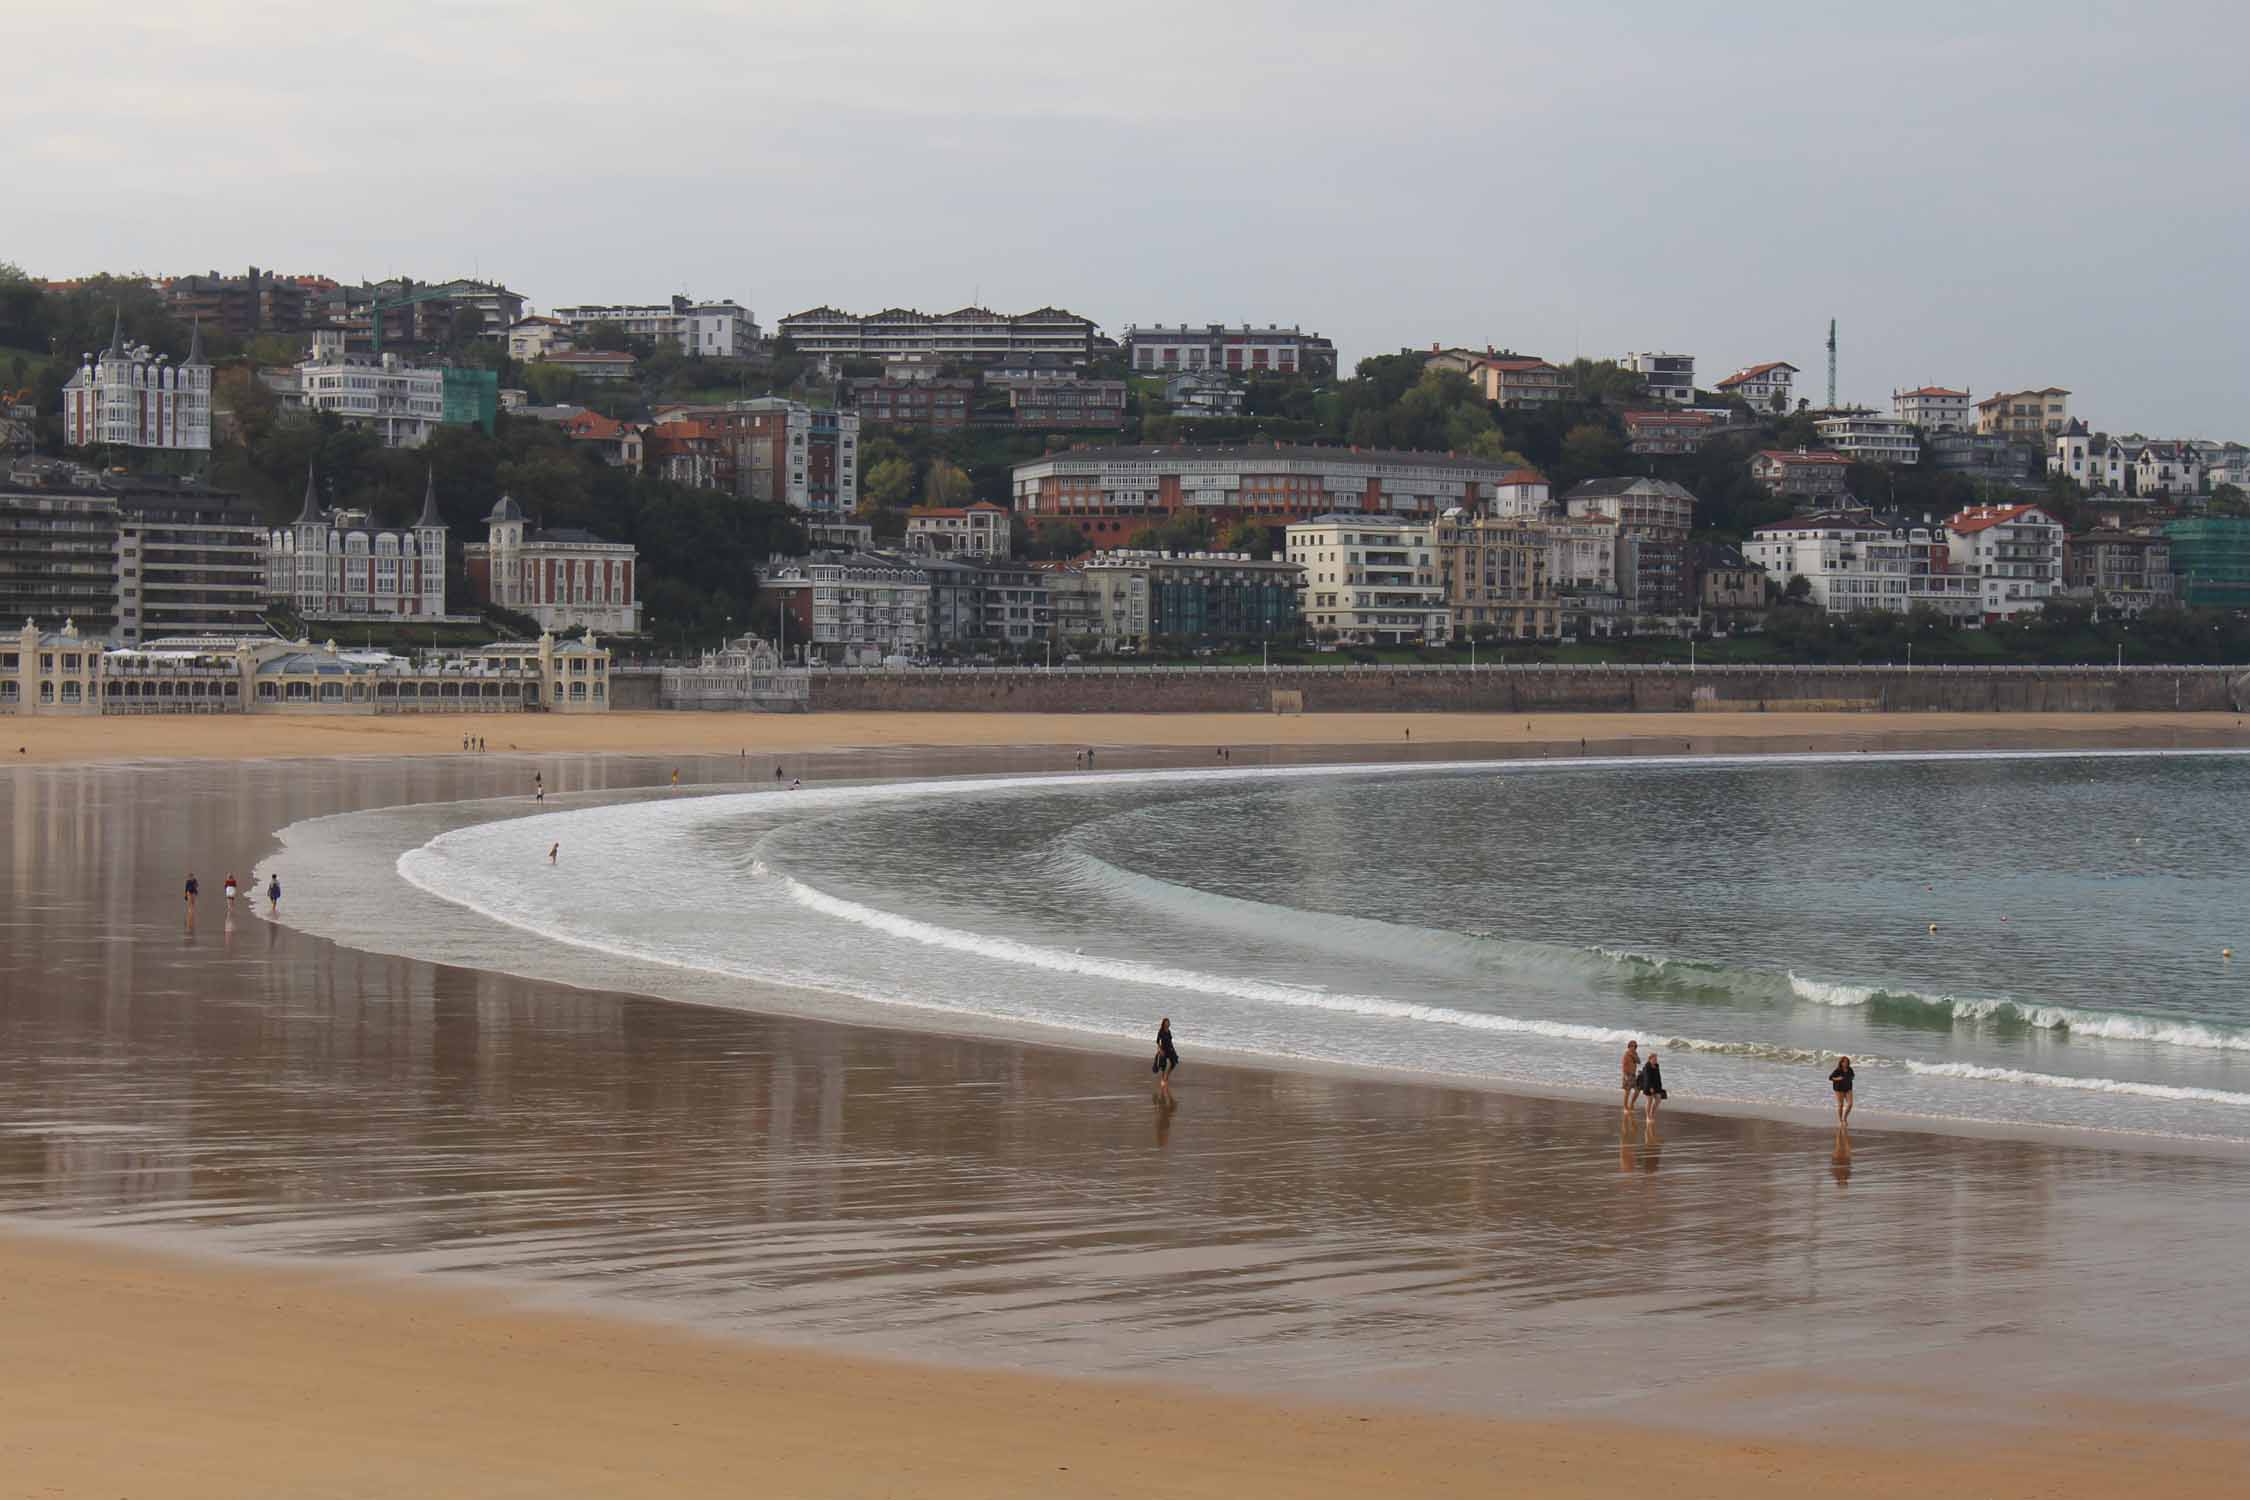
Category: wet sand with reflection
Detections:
[{"x1": 3, "y1": 740, "x2": 2249, "y2": 1482}]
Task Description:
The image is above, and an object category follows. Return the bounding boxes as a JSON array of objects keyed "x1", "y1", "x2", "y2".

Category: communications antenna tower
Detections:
[{"x1": 1826, "y1": 319, "x2": 1838, "y2": 408}]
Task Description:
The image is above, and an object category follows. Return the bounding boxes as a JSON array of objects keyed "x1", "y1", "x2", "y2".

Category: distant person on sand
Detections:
[
  {"x1": 183, "y1": 872, "x2": 198, "y2": 913},
  {"x1": 1152, "y1": 1017, "x2": 1180, "y2": 1091},
  {"x1": 1829, "y1": 1056, "x2": 1855, "y2": 1125},
  {"x1": 1620, "y1": 1040, "x2": 1642, "y2": 1113},
  {"x1": 548, "y1": 842, "x2": 559, "y2": 865},
  {"x1": 671, "y1": 768, "x2": 680, "y2": 788},
  {"x1": 1638, "y1": 1051, "x2": 1667, "y2": 1124},
  {"x1": 266, "y1": 873, "x2": 281, "y2": 914},
  {"x1": 223, "y1": 873, "x2": 238, "y2": 909}
]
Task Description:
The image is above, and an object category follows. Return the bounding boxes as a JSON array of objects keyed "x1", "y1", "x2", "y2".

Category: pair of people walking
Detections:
[{"x1": 1619, "y1": 1040, "x2": 1667, "y2": 1124}]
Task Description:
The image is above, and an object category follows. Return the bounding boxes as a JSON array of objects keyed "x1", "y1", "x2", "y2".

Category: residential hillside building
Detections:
[
  {"x1": 293, "y1": 350, "x2": 497, "y2": 448},
  {"x1": 643, "y1": 417, "x2": 729, "y2": 491},
  {"x1": 2064, "y1": 528, "x2": 2174, "y2": 615},
  {"x1": 1814, "y1": 413, "x2": 1921, "y2": 466},
  {"x1": 555, "y1": 408, "x2": 644, "y2": 469},
  {"x1": 1746, "y1": 511, "x2": 1982, "y2": 621},
  {"x1": 2164, "y1": 517, "x2": 2250, "y2": 608},
  {"x1": 2201, "y1": 444, "x2": 2250, "y2": 489},
  {"x1": 1491, "y1": 467, "x2": 1554, "y2": 519},
  {"x1": 505, "y1": 316, "x2": 572, "y2": 361},
  {"x1": 1461, "y1": 355, "x2": 1569, "y2": 407},
  {"x1": 1124, "y1": 324, "x2": 1336, "y2": 378},
  {"x1": 778, "y1": 306, "x2": 1099, "y2": 365},
  {"x1": 61, "y1": 317, "x2": 212, "y2": 453},
  {"x1": 1006, "y1": 378, "x2": 1126, "y2": 429},
  {"x1": 114, "y1": 485, "x2": 268, "y2": 642},
  {"x1": 761, "y1": 552, "x2": 932, "y2": 665},
  {"x1": 533, "y1": 350, "x2": 638, "y2": 382},
  {"x1": 1892, "y1": 386, "x2": 1972, "y2": 432},
  {"x1": 1945, "y1": 503, "x2": 2064, "y2": 620},
  {"x1": 162, "y1": 268, "x2": 312, "y2": 337},
  {"x1": 1012, "y1": 444, "x2": 1530, "y2": 547},
  {"x1": 0, "y1": 475, "x2": 120, "y2": 632},
  {"x1": 1079, "y1": 551, "x2": 1303, "y2": 650},
  {"x1": 1286, "y1": 514, "x2": 1447, "y2": 645},
  {"x1": 1750, "y1": 447, "x2": 1853, "y2": 499},
  {"x1": 847, "y1": 376, "x2": 974, "y2": 430},
  {"x1": 267, "y1": 468, "x2": 448, "y2": 621},
  {"x1": 2050, "y1": 420, "x2": 2132, "y2": 493},
  {"x1": 462, "y1": 495, "x2": 640, "y2": 635},
  {"x1": 549, "y1": 297, "x2": 760, "y2": 357},
  {"x1": 646, "y1": 399, "x2": 860, "y2": 516},
  {"x1": 1562, "y1": 477, "x2": 1695, "y2": 540},
  {"x1": 1977, "y1": 387, "x2": 2071, "y2": 440},
  {"x1": 1546, "y1": 515, "x2": 1623, "y2": 596},
  {"x1": 974, "y1": 559, "x2": 1053, "y2": 645},
  {"x1": 1717, "y1": 361, "x2": 1798, "y2": 410},
  {"x1": 1927, "y1": 432, "x2": 2037, "y2": 485},
  {"x1": 1619, "y1": 352, "x2": 1695, "y2": 405},
  {"x1": 359, "y1": 279, "x2": 526, "y2": 352},
  {"x1": 1432, "y1": 511, "x2": 1557, "y2": 640},
  {"x1": 905, "y1": 502, "x2": 1013, "y2": 559},
  {"x1": 1622, "y1": 408, "x2": 1728, "y2": 455},
  {"x1": 2133, "y1": 441, "x2": 2205, "y2": 498},
  {"x1": 1687, "y1": 542, "x2": 1766, "y2": 613},
  {"x1": 1164, "y1": 371, "x2": 1244, "y2": 418}
]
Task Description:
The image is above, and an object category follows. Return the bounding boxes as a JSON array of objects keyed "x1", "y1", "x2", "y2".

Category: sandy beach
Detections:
[
  {"x1": 6, "y1": 1227, "x2": 2243, "y2": 1500},
  {"x1": 6, "y1": 705, "x2": 2248, "y2": 764},
  {"x1": 4, "y1": 715, "x2": 2248, "y2": 1495}
]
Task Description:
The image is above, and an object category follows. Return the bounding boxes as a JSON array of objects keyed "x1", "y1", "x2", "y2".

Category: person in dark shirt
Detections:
[
  {"x1": 1829, "y1": 1056, "x2": 1855, "y2": 1124},
  {"x1": 1152, "y1": 1018, "x2": 1180, "y2": 1093},
  {"x1": 1638, "y1": 1053, "x2": 1667, "y2": 1124},
  {"x1": 183, "y1": 873, "x2": 198, "y2": 913}
]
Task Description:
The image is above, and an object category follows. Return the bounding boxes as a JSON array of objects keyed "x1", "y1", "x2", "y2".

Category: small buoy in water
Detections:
[
  {"x1": 1928, "y1": 922, "x2": 1938, "y2": 933},
  {"x1": 2001, "y1": 916, "x2": 2009, "y2": 923}
]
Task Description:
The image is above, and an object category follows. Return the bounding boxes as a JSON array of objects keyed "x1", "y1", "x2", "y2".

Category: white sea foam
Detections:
[
  {"x1": 1902, "y1": 1061, "x2": 2250, "y2": 1107},
  {"x1": 1788, "y1": 973, "x2": 2250, "y2": 1052}
]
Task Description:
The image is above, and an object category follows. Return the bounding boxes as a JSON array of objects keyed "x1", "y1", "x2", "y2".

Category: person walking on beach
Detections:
[
  {"x1": 1152, "y1": 1017, "x2": 1180, "y2": 1092},
  {"x1": 1620, "y1": 1040, "x2": 1642, "y2": 1113},
  {"x1": 671, "y1": 767, "x2": 680, "y2": 788},
  {"x1": 1828, "y1": 1056, "x2": 1855, "y2": 1125},
  {"x1": 266, "y1": 873, "x2": 281, "y2": 914},
  {"x1": 183, "y1": 872, "x2": 198, "y2": 915},
  {"x1": 223, "y1": 872, "x2": 238, "y2": 909},
  {"x1": 548, "y1": 842, "x2": 559, "y2": 865},
  {"x1": 1637, "y1": 1051, "x2": 1667, "y2": 1126}
]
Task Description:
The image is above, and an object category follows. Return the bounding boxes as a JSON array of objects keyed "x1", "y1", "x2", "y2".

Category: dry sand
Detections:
[
  {"x1": 5, "y1": 1228, "x2": 2240, "y2": 1500},
  {"x1": 6, "y1": 705, "x2": 2248, "y2": 764}
]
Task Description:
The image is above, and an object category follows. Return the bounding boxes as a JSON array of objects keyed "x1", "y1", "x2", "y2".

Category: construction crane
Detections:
[{"x1": 1826, "y1": 319, "x2": 1838, "y2": 409}]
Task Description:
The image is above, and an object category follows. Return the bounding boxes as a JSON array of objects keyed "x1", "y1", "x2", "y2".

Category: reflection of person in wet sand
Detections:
[{"x1": 1153, "y1": 1090, "x2": 1177, "y2": 1147}]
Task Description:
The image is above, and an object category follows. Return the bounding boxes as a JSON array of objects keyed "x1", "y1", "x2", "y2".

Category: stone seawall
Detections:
[{"x1": 778, "y1": 665, "x2": 2250, "y2": 715}]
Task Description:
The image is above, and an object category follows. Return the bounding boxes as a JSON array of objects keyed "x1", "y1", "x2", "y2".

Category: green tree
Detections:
[
  {"x1": 1025, "y1": 521, "x2": 1090, "y2": 559},
  {"x1": 1566, "y1": 357, "x2": 1647, "y2": 406},
  {"x1": 581, "y1": 319, "x2": 635, "y2": 352},
  {"x1": 862, "y1": 455, "x2": 915, "y2": 512},
  {"x1": 923, "y1": 460, "x2": 972, "y2": 507},
  {"x1": 1218, "y1": 519, "x2": 1279, "y2": 558}
]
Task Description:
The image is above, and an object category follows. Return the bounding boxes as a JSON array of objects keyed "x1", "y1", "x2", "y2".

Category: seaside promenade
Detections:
[{"x1": 3, "y1": 712, "x2": 2248, "y2": 1496}]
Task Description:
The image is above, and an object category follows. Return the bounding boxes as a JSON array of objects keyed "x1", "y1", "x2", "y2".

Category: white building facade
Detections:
[
  {"x1": 1124, "y1": 323, "x2": 1337, "y2": 377},
  {"x1": 1620, "y1": 352, "x2": 1695, "y2": 405},
  {"x1": 1892, "y1": 386, "x2": 1971, "y2": 432},
  {"x1": 1946, "y1": 503, "x2": 2064, "y2": 620},
  {"x1": 1285, "y1": 514, "x2": 1449, "y2": 644},
  {"x1": 1716, "y1": 361, "x2": 1798, "y2": 410},
  {"x1": 60, "y1": 319, "x2": 212, "y2": 453},
  {"x1": 2050, "y1": 420, "x2": 2132, "y2": 493},
  {"x1": 267, "y1": 468, "x2": 448, "y2": 620},
  {"x1": 1814, "y1": 414, "x2": 1921, "y2": 465},
  {"x1": 297, "y1": 351, "x2": 446, "y2": 448},
  {"x1": 1746, "y1": 513, "x2": 1983, "y2": 620},
  {"x1": 550, "y1": 298, "x2": 760, "y2": 357}
]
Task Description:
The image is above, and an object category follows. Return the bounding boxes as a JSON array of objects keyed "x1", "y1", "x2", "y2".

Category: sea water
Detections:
[{"x1": 397, "y1": 751, "x2": 2250, "y2": 1144}]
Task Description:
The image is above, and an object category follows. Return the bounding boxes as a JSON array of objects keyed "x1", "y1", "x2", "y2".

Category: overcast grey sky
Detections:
[{"x1": 9, "y1": 0, "x2": 2245, "y2": 436}]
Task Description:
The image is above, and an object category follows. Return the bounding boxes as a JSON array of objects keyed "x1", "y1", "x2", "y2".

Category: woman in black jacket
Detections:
[
  {"x1": 1638, "y1": 1052, "x2": 1667, "y2": 1124},
  {"x1": 1153, "y1": 1018, "x2": 1180, "y2": 1093},
  {"x1": 1828, "y1": 1056, "x2": 1855, "y2": 1124}
]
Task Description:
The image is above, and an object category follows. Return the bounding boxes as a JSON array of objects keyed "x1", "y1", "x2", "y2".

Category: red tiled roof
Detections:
[
  {"x1": 1946, "y1": 503, "x2": 2051, "y2": 534},
  {"x1": 1975, "y1": 387, "x2": 2069, "y2": 408},
  {"x1": 1476, "y1": 358, "x2": 1558, "y2": 374},
  {"x1": 561, "y1": 410, "x2": 634, "y2": 440},
  {"x1": 1896, "y1": 386, "x2": 1968, "y2": 398},
  {"x1": 542, "y1": 350, "x2": 637, "y2": 365},
  {"x1": 1719, "y1": 361, "x2": 1798, "y2": 387}
]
